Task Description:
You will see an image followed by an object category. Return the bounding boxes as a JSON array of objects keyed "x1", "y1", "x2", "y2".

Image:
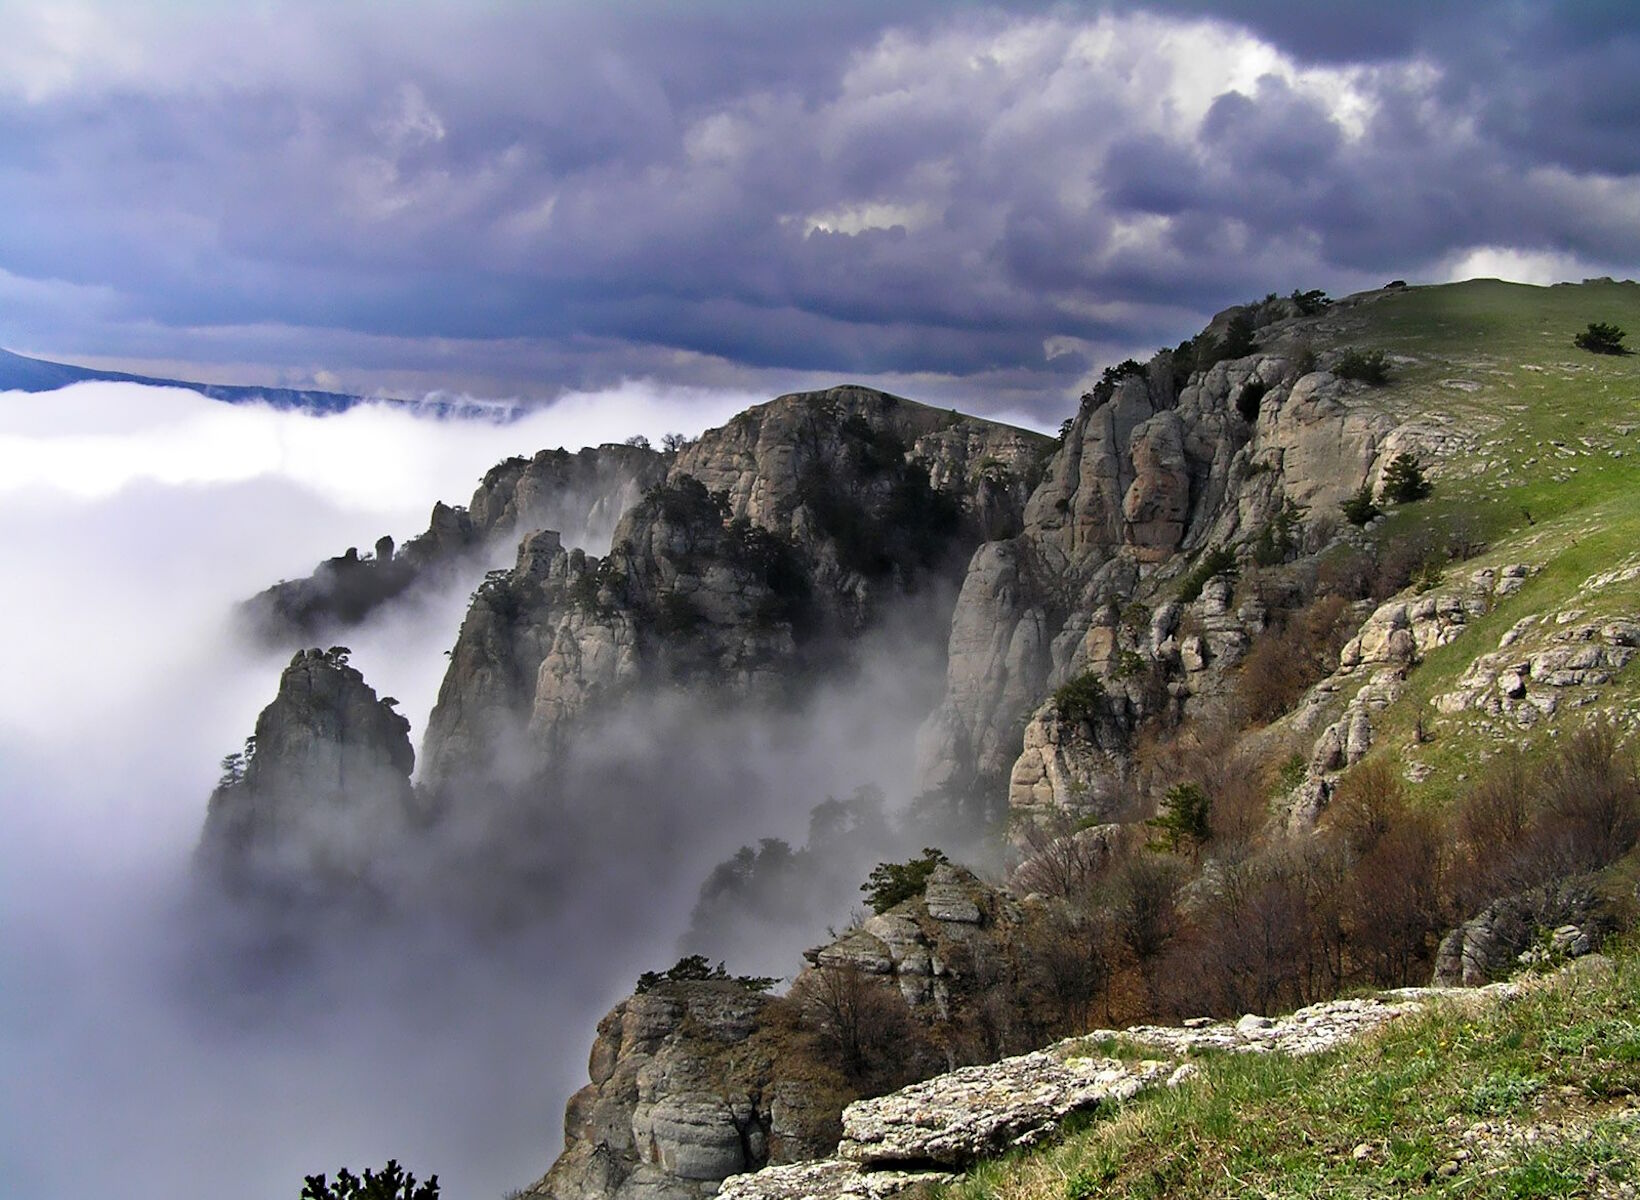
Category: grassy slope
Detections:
[
  {"x1": 1290, "y1": 280, "x2": 1640, "y2": 802},
  {"x1": 947, "y1": 943, "x2": 1640, "y2": 1200},
  {"x1": 946, "y1": 279, "x2": 1640, "y2": 1200}
]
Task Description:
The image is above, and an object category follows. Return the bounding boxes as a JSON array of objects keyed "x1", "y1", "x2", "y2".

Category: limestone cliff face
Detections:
[
  {"x1": 243, "y1": 443, "x2": 665, "y2": 641},
  {"x1": 197, "y1": 648, "x2": 415, "y2": 885},
  {"x1": 526, "y1": 863, "x2": 1033, "y2": 1200},
  {"x1": 523, "y1": 981, "x2": 828, "y2": 1200},
  {"x1": 918, "y1": 344, "x2": 1402, "y2": 808},
  {"x1": 420, "y1": 387, "x2": 1049, "y2": 796}
]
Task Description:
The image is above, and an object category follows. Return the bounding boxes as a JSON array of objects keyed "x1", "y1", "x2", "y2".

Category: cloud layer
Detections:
[
  {"x1": 0, "y1": 383, "x2": 759, "y2": 1198},
  {"x1": 0, "y1": 380, "x2": 957, "y2": 1199},
  {"x1": 1, "y1": 2, "x2": 1636, "y2": 418}
]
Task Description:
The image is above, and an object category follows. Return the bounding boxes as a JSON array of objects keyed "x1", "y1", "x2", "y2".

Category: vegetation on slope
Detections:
[{"x1": 946, "y1": 942, "x2": 1640, "y2": 1200}]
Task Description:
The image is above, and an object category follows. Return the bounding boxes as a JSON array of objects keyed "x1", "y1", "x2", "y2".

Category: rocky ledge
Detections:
[{"x1": 718, "y1": 972, "x2": 1547, "y2": 1200}]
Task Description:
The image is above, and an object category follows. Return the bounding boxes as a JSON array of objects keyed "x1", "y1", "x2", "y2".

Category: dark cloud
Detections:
[{"x1": 0, "y1": 2, "x2": 1636, "y2": 420}]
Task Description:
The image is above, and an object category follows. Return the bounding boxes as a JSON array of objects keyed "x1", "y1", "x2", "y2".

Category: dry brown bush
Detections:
[
  {"x1": 1237, "y1": 593, "x2": 1355, "y2": 724},
  {"x1": 789, "y1": 964, "x2": 925, "y2": 1093},
  {"x1": 1325, "y1": 758, "x2": 1406, "y2": 857},
  {"x1": 1344, "y1": 812, "x2": 1449, "y2": 985}
]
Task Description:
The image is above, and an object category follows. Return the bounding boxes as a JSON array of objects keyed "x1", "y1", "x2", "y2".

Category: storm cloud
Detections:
[{"x1": 1, "y1": 2, "x2": 1636, "y2": 419}]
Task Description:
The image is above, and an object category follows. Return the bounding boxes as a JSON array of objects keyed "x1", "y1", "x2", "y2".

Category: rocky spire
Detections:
[{"x1": 198, "y1": 647, "x2": 416, "y2": 889}]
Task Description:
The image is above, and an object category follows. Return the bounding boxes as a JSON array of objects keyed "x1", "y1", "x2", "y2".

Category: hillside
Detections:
[
  {"x1": 943, "y1": 944, "x2": 1640, "y2": 1200},
  {"x1": 193, "y1": 277, "x2": 1640, "y2": 1200}
]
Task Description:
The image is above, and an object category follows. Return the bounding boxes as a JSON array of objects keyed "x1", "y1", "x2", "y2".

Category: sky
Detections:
[{"x1": 2, "y1": 1, "x2": 1638, "y2": 421}]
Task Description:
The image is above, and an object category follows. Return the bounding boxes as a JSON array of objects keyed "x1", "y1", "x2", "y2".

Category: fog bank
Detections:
[{"x1": 0, "y1": 379, "x2": 952, "y2": 1199}]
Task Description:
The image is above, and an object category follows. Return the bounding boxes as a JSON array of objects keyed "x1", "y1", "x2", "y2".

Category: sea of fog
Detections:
[{"x1": 0, "y1": 380, "x2": 790, "y2": 1200}]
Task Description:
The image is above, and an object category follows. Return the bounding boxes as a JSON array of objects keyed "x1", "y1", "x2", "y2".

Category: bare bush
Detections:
[
  {"x1": 1011, "y1": 812, "x2": 1125, "y2": 902},
  {"x1": 1023, "y1": 901, "x2": 1115, "y2": 1033},
  {"x1": 1325, "y1": 759, "x2": 1406, "y2": 858},
  {"x1": 1237, "y1": 594, "x2": 1354, "y2": 723},
  {"x1": 1182, "y1": 854, "x2": 1312, "y2": 1016},
  {"x1": 1537, "y1": 719, "x2": 1640, "y2": 875},
  {"x1": 1345, "y1": 813, "x2": 1448, "y2": 985},
  {"x1": 790, "y1": 964, "x2": 923, "y2": 1093},
  {"x1": 1112, "y1": 853, "x2": 1185, "y2": 1005}
]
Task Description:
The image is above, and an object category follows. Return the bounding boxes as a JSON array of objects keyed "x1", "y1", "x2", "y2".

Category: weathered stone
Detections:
[
  {"x1": 1434, "y1": 882, "x2": 1605, "y2": 987},
  {"x1": 837, "y1": 1053, "x2": 1169, "y2": 1168},
  {"x1": 198, "y1": 648, "x2": 416, "y2": 887}
]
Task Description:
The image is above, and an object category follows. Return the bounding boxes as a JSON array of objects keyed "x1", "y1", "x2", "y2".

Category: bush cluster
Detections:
[
  {"x1": 1574, "y1": 321, "x2": 1628, "y2": 355},
  {"x1": 861, "y1": 848, "x2": 950, "y2": 913},
  {"x1": 1333, "y1": 347, "x2": 1391, "y2": 384}
]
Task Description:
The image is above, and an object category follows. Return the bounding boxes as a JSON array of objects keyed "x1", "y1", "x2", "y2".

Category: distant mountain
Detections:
[{"x1": 0, "y1": 346, "x2": 375, "y2": 411}]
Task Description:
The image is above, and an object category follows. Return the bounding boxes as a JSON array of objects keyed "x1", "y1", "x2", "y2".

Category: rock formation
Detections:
[
  {"x1": 523, "y1": 863, "x2": 1041, "y2": 1200},
  {"x1": 917, "y1": 329, "x2": 1409, "y2": 814},
  {"x1": 718, "y1": 972, "x2": 1549, "y2": 1200},
  {"x1": 243, "y1": 442, "x2": 666, "y2": 641},
  {"x1": 419, "y1": 386, "x2": 1049, "y2": 796},
  {"x1": 197, "y1": 647, "x2": 416, "y2": 888}
]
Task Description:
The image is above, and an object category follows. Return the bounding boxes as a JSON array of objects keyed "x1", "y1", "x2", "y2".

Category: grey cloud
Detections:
[{"x1": 1, "y1": 3, "x2": 1636, "y2": 420}]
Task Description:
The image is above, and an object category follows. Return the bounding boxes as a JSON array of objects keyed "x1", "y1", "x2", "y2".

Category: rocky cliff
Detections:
[
  {"x1": 419, "y1": 386, "x2": 1049, "y2": 796},
  {"x1": 197, "y1": 647, "x2": 417, "y2": 889},
  {"x1": 524, "y1": 863, "x2": 1043, "y2": 1200},
  {"x1": 199, "y1": 279, "x2": 1640, "y2": 1200},
  {"x1": 243, "y1": 442, "x2": 665, "y2": 641},
  {"x1": 917, "y1": 296, "x2": 1440, "y2": 824}
]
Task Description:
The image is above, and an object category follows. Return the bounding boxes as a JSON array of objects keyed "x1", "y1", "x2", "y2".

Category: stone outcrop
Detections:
[
  {"x1": 803, "y1": 863, "x2": 1026, "y2": 1017},
  {"x1": 521, "y1": 980, "x2": 837, "y2": 1200},
  {"x1": 242, "y1": 443, "x2": 666, "y2": 640},
  {"x1": 525, "y1": 864, "x2": 1037, "y2": 1200},
  {"x1": 835, "y1": 1052, "x2": 1169, "y2": 1168},
  {"x1": 719, "y1": 975, "x2": 1542, "y2": 1200},
  {"x1": 197, "y1": 648, "x2": 416, "y2": 886},
  {"x1": 918, "y1": 343, "x2": 1405, "y2": 811},
  {"x1": 1433, "y1": 881, "x2": 1606, "y2": 987},
  {"x1": 1283, "y1": 565, "x2": 1533, "y2": 825}
]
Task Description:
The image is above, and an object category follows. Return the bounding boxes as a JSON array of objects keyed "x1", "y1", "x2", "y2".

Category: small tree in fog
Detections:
[{"x1": 301, "y1": 1160, "x2": 438, "y2": 1200}]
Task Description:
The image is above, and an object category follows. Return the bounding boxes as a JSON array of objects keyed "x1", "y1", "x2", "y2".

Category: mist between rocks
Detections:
[{"x1": 0, "y1": 380, "x2": 983, "y2": 1200}]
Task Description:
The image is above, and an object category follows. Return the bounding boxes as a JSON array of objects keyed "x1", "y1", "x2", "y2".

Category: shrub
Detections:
[
  {"x1": 1146, "y1": 783, "x2": 1211, "y2": 853},
  {"x1": 1290, "y1": 288, "x2": 1332, "y2": 316},
  {"x1": 791, "y1": 962, "x2": 923, "y2": 1088},
  {"x1": 1251, "y1": 497, "x2": 1305, "y2": 566},
  {"x1": 1178, "y1": 544, "x2": 1238, "y2": 602},
  {"x1": 1333, "y1": 347, "x2": 1391, "y2": 384},
  {"x1": 1236, "y1": 594, "x2": 1354, "y2": 723},
  {"x1": 1053, "y1": 671, "x2": 1107, "y2": 722},
  {"x1": 301, "y1": 1161, "x2": 438, "y2": 1200},
  {"x1": 861, "y1": 848, "x2": 950, "y2": 913},
  {"x1": 1574, "y1": 321, "x2": 1629, "y2": 355},
  {"x1": 1379, "y1": 452, "x2": 1432, "y2": 503},
  {"x1": 1218, "y1": 313, "x2": 1257, "y2": 360},
  {"x1": 635, "y1": 954, "x2": 776, "y2": 994},
  {"x1": 1340, "y1": 483, "x2": 1381, "y2": 526},
  {"x1": 1085, "y1": 358, "x2": 1148, "y2": 405},
  {"x1": 1112, "y1": 853, "x2": 1185, "y2": 990}
]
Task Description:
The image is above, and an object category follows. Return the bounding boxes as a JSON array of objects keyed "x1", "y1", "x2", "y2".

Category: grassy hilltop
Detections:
[{"x1": 1285, "y1": 279, "x2": 1640, "y2": 798}]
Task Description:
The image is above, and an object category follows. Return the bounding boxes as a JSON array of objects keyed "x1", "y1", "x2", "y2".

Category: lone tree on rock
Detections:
[
  {"x1": 1574, "y1": 322, "x2": 1629, "y2": 355},
  {"x1": 1380, "y1": 452, "x2": 1433, "y2": 504}
]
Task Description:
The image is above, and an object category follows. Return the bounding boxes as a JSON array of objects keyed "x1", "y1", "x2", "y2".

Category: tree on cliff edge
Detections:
[{"x1": 301, "y1": 1160, "x2": 438, "y2": 1200}]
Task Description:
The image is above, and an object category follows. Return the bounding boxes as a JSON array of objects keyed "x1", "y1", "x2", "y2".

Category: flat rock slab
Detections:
[
  {"x1": 838, "y1": 1052, "x2": 1170, "y2": 1168},
  {"x1": 715, "y1": 1160, "x2": 950, "y2": 1200}
]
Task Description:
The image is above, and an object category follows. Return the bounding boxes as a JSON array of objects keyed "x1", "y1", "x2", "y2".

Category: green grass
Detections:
[
  {"x1": 1254, "y1": 280, "x2": 1640, "y2": 804},
  {"x1": 942, "y1": 943, "x2": 1640, "y2": 1200}
]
